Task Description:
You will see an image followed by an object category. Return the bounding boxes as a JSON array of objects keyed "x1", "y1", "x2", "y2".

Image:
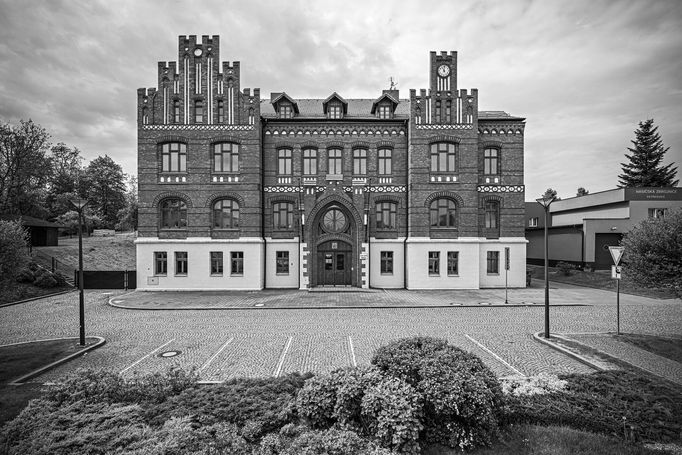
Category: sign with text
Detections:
[
  {"x1": 625, "y1": 187, "x2": 682, "y2": 201},
  {"x1": 611, "y1": 265, "x2": 622, "y2": 280}
]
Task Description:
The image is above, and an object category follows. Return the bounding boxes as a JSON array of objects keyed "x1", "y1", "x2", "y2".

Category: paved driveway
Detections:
[{"x1": 1, "y1": 283, "x2": 680, "y2": 382}]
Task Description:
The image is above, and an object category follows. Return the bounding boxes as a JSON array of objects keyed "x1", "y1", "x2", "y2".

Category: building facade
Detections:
[
  {"x1": 526, "y1": 187, "x2": 682, "y2": 269},
  {"x1": 136, "y1": 35, "x2": 527, "y2": 290}
]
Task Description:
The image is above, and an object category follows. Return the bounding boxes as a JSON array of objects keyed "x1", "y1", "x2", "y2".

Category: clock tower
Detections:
[{"x1": 430, "y1": 51, "x2": 457, "y2": 92}]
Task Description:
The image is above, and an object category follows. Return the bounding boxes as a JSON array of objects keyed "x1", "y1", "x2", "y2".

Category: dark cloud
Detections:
[{"x1": 0, "y1": 0, "x2": 680, "y2": 198}]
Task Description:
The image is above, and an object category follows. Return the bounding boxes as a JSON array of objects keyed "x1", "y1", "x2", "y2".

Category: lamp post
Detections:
[
  {"x1": 536, "y1": 195, "x2": 556, "y2": 338},
  {"x1": 70, "y1": 198, "x2": 88, "y2": 346}
]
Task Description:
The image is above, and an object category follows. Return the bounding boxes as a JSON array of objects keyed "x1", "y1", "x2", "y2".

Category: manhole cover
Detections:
[{"x1": 158, "y1": 350, "x2": 181, "y2": 358}]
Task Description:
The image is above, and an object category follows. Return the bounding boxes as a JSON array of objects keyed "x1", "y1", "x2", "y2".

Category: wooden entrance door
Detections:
[{"x1": 317, "y1": 241, "x2": 352, "y2": 286}]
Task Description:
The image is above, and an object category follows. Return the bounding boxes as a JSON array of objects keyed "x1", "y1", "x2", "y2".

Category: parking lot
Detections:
[{"x1": 1, "y1": 284, "x2": 680, "y2": 382}]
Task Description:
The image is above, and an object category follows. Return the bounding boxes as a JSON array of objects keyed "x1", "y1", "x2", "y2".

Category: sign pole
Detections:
[
  {"x1": 504, "y1": 247, "x2": 509, "y2": 304},
  {"x1": 617, "y1": 279, "x2": 620, "y2": 335},
  {"x1": 608, "y1": 246, "x2": 625, "y2": 336}
]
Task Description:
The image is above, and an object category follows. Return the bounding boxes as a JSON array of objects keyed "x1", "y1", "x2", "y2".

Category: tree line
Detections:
[{"x1": 0, "y1": 119, "x2": 137, "y2": 232}]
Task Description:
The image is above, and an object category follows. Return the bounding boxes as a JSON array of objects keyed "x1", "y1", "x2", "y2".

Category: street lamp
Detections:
[
  {"x1": 536, "y1": 194, "x2": 556, "y2": 338},
  {"x1": 70, "y1": 198, "x2": 88, "y2": 346}
]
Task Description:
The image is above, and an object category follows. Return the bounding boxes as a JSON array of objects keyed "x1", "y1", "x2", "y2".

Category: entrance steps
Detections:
[{"x1": 309, "y1": 286, "x2": 380, "y2": 293}]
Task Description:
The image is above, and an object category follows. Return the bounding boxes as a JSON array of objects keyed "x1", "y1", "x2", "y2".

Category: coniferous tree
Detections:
[{"x1": 618, "y1": 119, "x2": 678, "y2": 187}]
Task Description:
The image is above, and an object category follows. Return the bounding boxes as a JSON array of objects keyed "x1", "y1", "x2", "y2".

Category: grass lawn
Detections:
[
  {"x1": 0, "y1": 337, "x2": 99, "y2": 425},
  {"x1": 527, "y1": 264, "x2": 678, "y2": 299},
  {"x1": 617, "y1": 333, "x2": 682, "y2": 363},
  {"x1": 0, "y1": 280, "x2": 72, "y2": 305},
  {"x1": 35, "y1": 232, "x2": 136, "y2": 271}
]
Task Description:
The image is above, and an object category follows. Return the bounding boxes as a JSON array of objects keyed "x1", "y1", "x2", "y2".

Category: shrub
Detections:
[
  {"x1": 52, "y1": 271, "x2": 68, "y2": 287},
  {"x1": 371, "y1": 337, "x2": 504, "y2": 451},
  {"x1": 501, "y1": 373, "x2": 568, "y2": 396},
  {"x1": 505, "y1": 370, "x2": 682, "y2": 443},
  {"x1": 15, "y1": 267, "x2": 35, "y2": 283},
  {"x1": 33, "y1": 271, "x2": 57, "y2": 288},
  {"x1": 144, "y1": 373, "x2": 311, "y2": 438},
  {"x1": 556, "y1": 261, "x2": 576, "y2": 276},
  {"x1": 256, "y1": 428, "x2": 396, "y2": 455},
  {"x1": 0, "y1": 220, "x2": 30, "y2": 280}
]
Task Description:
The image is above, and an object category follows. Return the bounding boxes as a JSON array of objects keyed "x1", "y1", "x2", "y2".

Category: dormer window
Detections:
[
  {"x1": 328, "y1": 102, "x2": 342, "y2": 119},
  {"x1": 279, "y1": 104, "x2": 293, "y2": 119},
  {"x1": 377, "y1": 104, "x2": 391, "y2": 119}
]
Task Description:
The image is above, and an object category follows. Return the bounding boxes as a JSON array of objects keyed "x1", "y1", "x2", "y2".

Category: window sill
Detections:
[
  {"x1": 487, "y1": 273, "x2": 500, "y2": 276},
  {"x1": 210, "y1": 274, "x2": 223, "y2": 277},
  {"x1": 154, "y1": 274, "x2": 167, "y2": 277},
  {"x1": 448, "y1": 274, "x2": 459, "y2": 277},
  {"x1": 429, "y1": 274, "x2": 440, "y2": 277},
  {"x1": 175, "y1": 274, "x2": 187, "y2": 277},
  {"x1": 230, "y1": 274, "x2": 244, "y2": 277},
  {"x1": 276, "y1": 273, "x2": 290, "y2": 276},
  {"x1": 381, "y1": 272, "x2": 394, "y2": 276}
]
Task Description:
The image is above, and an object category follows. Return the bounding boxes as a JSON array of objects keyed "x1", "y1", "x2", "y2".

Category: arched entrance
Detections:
[
  {"x1": 317, "y1": 240, "x2": 352, "y2": 286},
  {"x1": 308, "y1": 199, "x2": 361, "y2": 288}
]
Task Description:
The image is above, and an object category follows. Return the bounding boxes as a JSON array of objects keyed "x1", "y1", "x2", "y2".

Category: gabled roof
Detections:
[
  {"x1": 478, "y1": 111, "x2": 525, "y2": 121},
  {"x1": 0, "y1": 214, "x2": 63, "y2": 228},
  {"x1": 322, "y1": 92, "x2": 348, "y2": 114},
  {"x1": 270, "y1": 92, "x2": 300, "y2": 114},
  {"x1": 370, "y1": 93, "x2": 399, "y2": 115}
]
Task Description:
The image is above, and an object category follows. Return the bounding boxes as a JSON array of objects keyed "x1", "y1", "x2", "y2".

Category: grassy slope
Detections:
[{"x1": 35, "y1": 233, "x2": 136, "y2": 271}]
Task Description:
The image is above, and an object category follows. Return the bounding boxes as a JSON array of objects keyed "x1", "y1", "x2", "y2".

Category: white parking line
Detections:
[
  {"x1": 199, "y1": 337, "x2": 234, "y2": 372},
  {"x1": 120, "y1": 339, "x2": 175, "y2": 375},
  {"x1": 273, "y1": 336, "x2": 293, "y2": 377},
  {"x1": 465, "y1": 334, "x2": 524, "y2": 377},
  {"x1": 348, "y1": 336, "x2": 357, "y2": 367}
]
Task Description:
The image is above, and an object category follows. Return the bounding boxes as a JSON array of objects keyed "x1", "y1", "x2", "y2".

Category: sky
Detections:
[{"x1": 1, "y1": 0, "x2": 681, "y2": 200}]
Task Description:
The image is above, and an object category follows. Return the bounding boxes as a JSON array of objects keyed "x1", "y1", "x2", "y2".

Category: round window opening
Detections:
[{"x1": 322, "y1": 208, "x2": 347, "y2": 233}]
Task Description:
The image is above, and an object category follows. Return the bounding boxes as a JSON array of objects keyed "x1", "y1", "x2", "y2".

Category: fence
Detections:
[
  {"x1": 74, "y1": 270, "x2": 137, "y2": 289},
  {"x1": 32, "y1": 250, "x2": 75, "y2": 284}
]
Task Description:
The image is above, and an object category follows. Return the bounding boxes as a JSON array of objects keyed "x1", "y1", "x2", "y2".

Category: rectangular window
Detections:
[
  {"x1": 487, "y1": 251, "x2": 500, "y2": 274},
  {"x1": 428, "y1": 251, "x2": 440, "y2": 275},
  {"x1": 376, "y1": 202, "x2": 397, "y2": 229},
  {"x1": 485, "y1": 201, "x2": 499, "y2": 229},
  {"x1": 378, "y1": 105, "x2": 391, "y2": 119},
  {"x1": 218, "y1": 100, "x2": 225, "y2": 123},
  {"x1": 276, "y1": 251, "x2": 289, "y2": 274},
  {"x1": 445, "y1": 100, "x2": 451, "y2": 123},
  {"x1": 213, "y1": 143, "x2": 239, "y2": 172},
  {"x1": 447, "y1": 251, "x2": 459, "y2": 276},
  {"x1": 273, "y1": 202, "x2": 294, "y2": 230},
  {"x1": 328, "y1": 148, "x2": 342, "y2": 175},
  {"x1": 210, "y1": 251, "x2": 223, "y2": 275},
  {"x1": 484, "y1": 148, "x2": 499, "y2": 175},
  {"x1": 353, "y1": 149, "x2": 367, "y2": 175},
  {"x1": 430, "y1": 143, "x2": 456, "y2": 172},
  {"x1": 231, "y1": 251, "x2": 244, "y2": 275},
  {"x1": 195, "y1": 100, "x2": 203, "y2": 123},
  {"x1": 528, "y1": 217, "x2": 539, "y2": 227},
  {"x1": 279, "y1": 105, "x2": 293, "y2": 119},
  {"x1": 329, "y1": 104, "x2": 342, "y2": 119},
  {"x1": 303, "y1": 148, "x2": 318, "y2": 175},
  {"x1": 380, "y1": 251, "x2": 393, "y2": 274},
  {"x1": 175, "y1": 251, "x2": 188, "y2": 275},
  {"x1": 173, "y1": 101, "x2": 180, "y2": 123},
  {"x1": 648, "y1": 208, "x2": 668, "y2": 219},
  {"x1": 278, "y1": 149, "x2": 292, "y2": 175},
  {"x1": 435, "y1": 100, "x2": 441, "y2": 123},
  {"x1": 154, "y1": 252, "x2": 167, "y2": 275},
  {"x1": 378, "y1": 148, "x2": 392, "y2": 175},
  {"x1": 161, "y1": 143, "x2": 187, "y2": 172}
]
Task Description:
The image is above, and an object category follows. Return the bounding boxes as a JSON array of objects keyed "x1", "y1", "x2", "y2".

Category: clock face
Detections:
[
  {"x1": 194, "y1": 48, "x2": 203, "y2": 57},
  {"x1": 437, "y1": 64, "x2": 450, "y2": 77}
]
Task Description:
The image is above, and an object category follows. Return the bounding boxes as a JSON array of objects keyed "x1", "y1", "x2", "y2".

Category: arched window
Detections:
[
  {"x1": 213, "y1": 143, "x2": 239, "y2": 172},
  {"x1": 213, "y1": 199, "x2": 239, "y2": 229},
  {"x1": 321, "y1": 208, "x2": 347, "y2": 233},
  {"x1": 485, "y1": 200, "x2": 499, "y2": 229},
  {"x1": 142, "y1": 107, "x2": 149, "y2": 125},
  {"x1": 376, "y1": 202, "x2": 397, "y2": 229},
  {"x1": 430, "y1": 143, "x2": 457, "y2": 172},
  {"x1": 430, "y1": 198, "x2": 457, "y2": 228},
  {"x1": 273, "y1": 202, "x2": 294, "y2": 230},
  {"x1": 160, "y1": 198, "x2": 187, "y2": 229},
  {"x1": 160, "y1": 143, "x2": 187, "y2": 172},
  {"x1": 484, "y1": 148, "x2": 499, "y2": 175}
]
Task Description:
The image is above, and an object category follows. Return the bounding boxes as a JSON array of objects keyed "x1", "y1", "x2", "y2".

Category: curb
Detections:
[
  {"x1": 532, "y1": 332, "x2": 604, "y2": 372},
  {"x1": 7, "y1": 336, "x2": 106, "y2": 385},
  {"x1": 0, "y1": 289, "x2": 76, "y2": 309}
]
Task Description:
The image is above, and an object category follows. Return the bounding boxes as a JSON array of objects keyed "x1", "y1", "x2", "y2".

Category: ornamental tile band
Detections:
[
  {"x1": 477, "y1": 185, "x2": 525, "y2": 193},
  {"x1": 143, "y1": 124, "x2": 255, "y2": 131},
  {"x1": 415, "y1": 124, "x2": 473, "y2": 130}
]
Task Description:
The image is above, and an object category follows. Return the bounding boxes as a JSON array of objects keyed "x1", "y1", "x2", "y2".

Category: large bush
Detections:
[
  {"x1": 371, "y1": 337, "x2": 504, "y2": 451},
  {"x1": 0, "y1": 220, "x2": 30, "y2": 280},
  {"x1": 505, "y1": 370, "x2": 682, "y2": 443}
]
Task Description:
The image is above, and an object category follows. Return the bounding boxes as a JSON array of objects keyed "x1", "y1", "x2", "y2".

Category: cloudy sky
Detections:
[{"x1": 1, "y1": 0, "x2": 680, "y2": 199}]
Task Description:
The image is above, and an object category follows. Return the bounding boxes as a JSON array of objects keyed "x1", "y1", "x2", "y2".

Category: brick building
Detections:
[{"x1": 136, "y1": 35, "x2": 527, "y2": 290}]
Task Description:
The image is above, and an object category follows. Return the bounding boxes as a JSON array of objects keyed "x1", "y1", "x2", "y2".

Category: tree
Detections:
[
  {"x1": 621, "y1": 209, "x2": 682, "y2": 297},
  {"x1": 116, "y1": 175, "x2": 138, "y2": 231},
  {"x1": 46, "y1": 143, "x2": 84, "y2": 218},
  {"x1": 576, "y1": 187, "x2": 589, "y2": 197},
  {"x1": 84, "y1": 155, "x2": 126, "y2": 229},
  {"x1": 618, "y1": 119, "x2": 678, "y2": 188},
  {"x1": 542, "y1": 188, "x2": 560, "y2": 201},
  {"x1": 0, "y1": 220, "x2": 30, "y2": 280},
  {"x1": 56, "y1": 209, "x2": 103, "y2": 236},
  {"x1": 0, "y1": 120, "x2": 52, "y2": 216}
]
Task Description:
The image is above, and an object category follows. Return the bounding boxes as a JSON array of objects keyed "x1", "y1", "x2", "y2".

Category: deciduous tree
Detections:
[
  {"x1": 576, "y1": 187, "x2": 589, "y2": 197},
  {"x1": 621, "y1": 209, "x2": 682, "y2": 297},
  {"x1": 618, "y1": 119, "x2": 678, "y2": 187},
  {"x1": 0, "y1": 220, "x2": 30, "y2": 280},
  {"x1": 84, "y1": 155, "x2": 126, "y2": 229}
]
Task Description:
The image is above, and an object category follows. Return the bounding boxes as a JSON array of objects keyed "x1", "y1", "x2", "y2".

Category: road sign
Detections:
[
  {"x1": 608, "y1": 246, "x2": 625, "y2": 266},
  {"x1": 611, "y1": 265, "x2": 622, "y2": 280},
  {"x1": 505, "y1": 247, "x2": 510, "y2": 271}
]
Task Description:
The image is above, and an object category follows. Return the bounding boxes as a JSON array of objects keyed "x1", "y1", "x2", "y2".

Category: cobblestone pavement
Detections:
[
  {"x1": 567, "y1": 333, "x2": 682, "y2": 385},
  {"x1": 0, "y1": 284, "x2": 679, "y2": 383}
]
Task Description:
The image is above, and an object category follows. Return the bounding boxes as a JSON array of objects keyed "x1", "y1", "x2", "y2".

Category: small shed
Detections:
[{"x1": 0, "y1": 214, "x2": 62, "y2": 247}]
